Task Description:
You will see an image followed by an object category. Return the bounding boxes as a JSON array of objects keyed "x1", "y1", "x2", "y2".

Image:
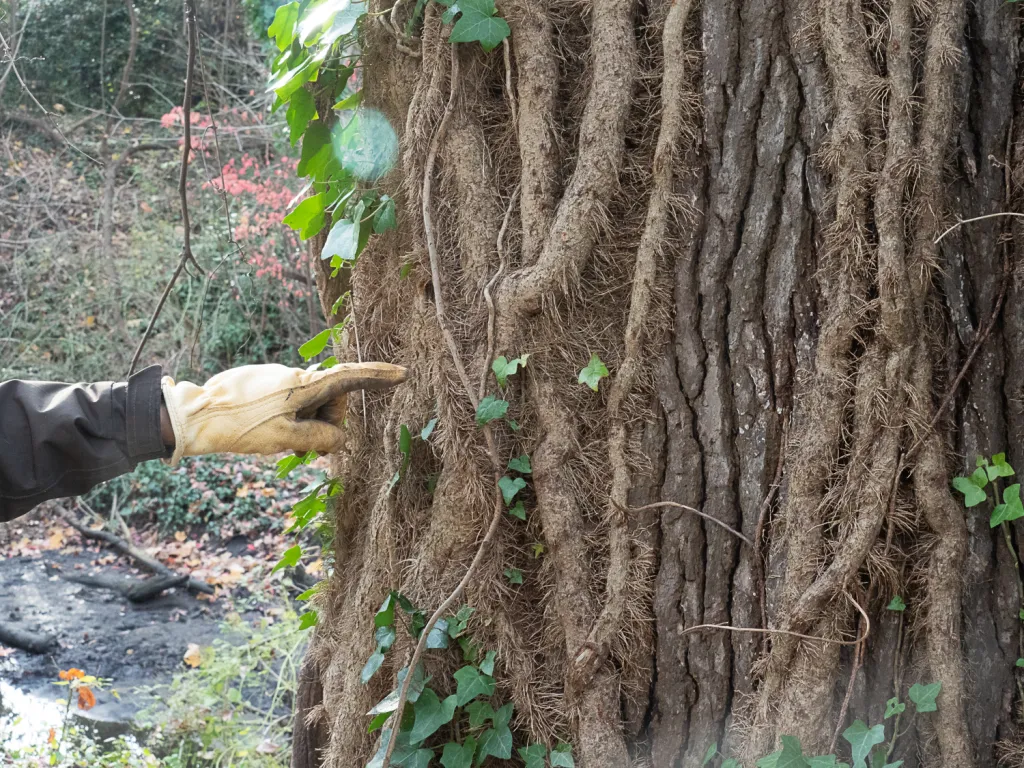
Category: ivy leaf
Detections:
[
  {"x1": 808, "y1": 758, "x2": 849, "y2": 768},
  {"x1": 477, "y1": 725, "x2": 513, "y2": 762},
  {"x1": 519, "y1": 744, "x2": 547, "y2": 768},
  {"x1": 466, "y1": 700, "x2": 495, "y2": 728},
  {"x1": 492, "y1": 701, "x2": 513, "y2": 729},
  {"x1": 367, "y1": 711, "x2": 390, "y2": 733},
  {"x1": 498, "y1": 476, "x2": 526, "y2": 505},
  {"x1": 703, "y1": 743, "x2": 718, "y2": 766},
  {"x1": 421, "y1": 417, "x2": 438, "y2": 441},
  {"x1": 756, "y1": 735, "x2": 810, "y2": 768},
  {"x1": 394, "y1": 748, "x2": 433, "y2": 768},
  {"x1": 479, "y1": 649, "x2": 496, "y2": 676},
  {"x1": 409, "y1": 688, "x2": 458, "y2": 744},
  {"x1": 272, "y1": 545, "x2": 302, "y2": 573},
  {"x1": 507, "y1": 455, "x2": 532, "y2": 474},
  {"x1": 323, "y1": 216, "x2": 362, "y2": 265},
  {"x1": 578, "y1": 353, "x2": 609, "y2": 391},
  {"x1": 492, "y1": 354, "x2": 529, "y2": 387},
  {"x1": 475, "y1": 395, "x2": 509, "y2": 426},
  {"x1": 508, "y1": 501, "x2": 527, "y2": 521},
  {"x1": 907, "y1": 681, "x2": 941, "y2": 713},
  {"x1": 361, "y1": 650, "x2": 385, "y2": 684},
  {"x1": 440, "y1": 738, "x2": 477, "y2": 768},
  {"x1": 886, "y1": 595, "x2": 906, "y2": 612},
  {"x1": 286, "y1": 88, "x2": 317, "y2": 145},
  {"x1": 374, "y1": 195, "x2": 398, "y2": 233},
  {"x1": 283, "y1": 193, "x2": 327, "y2": 239},
  {"x1": 453, "y1": 665, "x2": 495, "y2": 705},
  {"x1": 449, "y1": 605, "x2": 474, "y2": 637},
  {"x1": 884, "y1": 696, "x2": 905, "y2": 719},
  {"x1": 531, "y1": 542, "x2": 545, "y2": 558},
  {"x1": 992, "y1": 484, "x2": 1024, "y2": 528},
  {"x1": 988, "y1": 452, "x2": 1016, "y2": 480},
  {"x1": 268, "y1": 2, "x2": 300, "y2": 49},
  {"x1": 1017, "y1": 658, "x2": 1024, "y2": 667},
  {"x1": 376, "y1": 625, "x2": 397, "y2": 651},
  {"x1": 441, "y1": 1, "x2": 460, "y2": 23},
  {"x1": 375, "y1": 594, "x2": 396, "y2": 628},
  {"x1": 447, "y1": 0, "x2": 510, "y2": 52},
  {"x1": 426, "y1": 619, "x2": 449, "y2": 649},
  {"x1": 299, "y1": 611, "x2": 318, "y2": 630},
  {"x1": 550, "y1": 743, "x2": 575, "y2": 767},
  {"x1": 334, "y1": 90, "x2": 363, "y2": 111},
  {"x1": 504, "y1": 567, "x2": 523, "y2": 585},
  {"x1": 841, "y1": 721, "x2": 884, "y2": 768},
  {"x1": 297, "y1": 122, "x2": 332, "y2": 178},
  {"x1": 952, "y1": 476, "x2": 987, "y2": 508},
  {"x1": 276, "y1": 450, "x2": 317, "y2": 478},
  {"x1": 299, "y1": 328, "x2": 333, "y2": 360}
]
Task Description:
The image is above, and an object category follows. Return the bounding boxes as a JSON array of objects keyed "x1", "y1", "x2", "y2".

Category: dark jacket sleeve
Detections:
[{"x1": 0, "y1": 365, "x2": 170, "y2": 522}]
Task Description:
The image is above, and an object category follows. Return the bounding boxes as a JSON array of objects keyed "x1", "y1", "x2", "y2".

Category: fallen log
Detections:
[
  {"x1": 0, "y1": 623, "x2": 56, "y2": 654},
  {"x1": 58, "y1": 512, "x2": 214, "y2": 596},
  {"x1": 50, "y1": 566, "x2": 190, "y2": 603}
]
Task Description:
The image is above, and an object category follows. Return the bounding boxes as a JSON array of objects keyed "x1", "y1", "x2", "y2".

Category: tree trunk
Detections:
[{"x1": 301, "y1": 1, "x2": 1024, "y2": 766}]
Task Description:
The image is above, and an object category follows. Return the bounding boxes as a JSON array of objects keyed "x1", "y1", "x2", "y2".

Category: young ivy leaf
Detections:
[
  {"x1": 755, "y1": 735, "x2": 808, "y2": 768},
  {"x1": 276, "y1": 450, "x2": 317, "y2": 479},
  {"x1": 367, "y1": 711, "x2": 390, "y2": 733},
  {"x1": 479, "y1": 649, "x2": 497, "y2": 676},
  {"x1": 550, "y1": 743, "x2": 576, "y2": 768},
  {"x1": 508, "y1": 501, "x2": 527, "y2": 521},
  {"x1": 361, "y1": 649, "x2": 386, "y2": 684},
  {"x1": 492, "y1": 354, "x2": 529, "y2": 387},
  {"x1": 702, "y1": 743, "x2": 718, "y2": 766},
  {"x1": 443, "y1": 0, "x2": 510, "y2": 52},
  {"x1": 498, "y1": 476, "x2": 526, "y2": 505},
  {"x1": 504, "y1": 567, "x2": 523, "y2": 585},
  {"x1": 884, "y1": 696, "x2": 905, "y2": 719},
  {"x1": 886, "y1": 595, "x2": 906, "y2": 612},
  {"x1": 298, "y1": 328, "x2": 332, "y2": 360},
  {"x1": 988, "y1": 452, "x2": 1016, "y2": 480},
  {"x1": 578, "y1": 353, "x2": 609, "y2": 392},
  {"x1": 1016, "y1": 658, "x2": 1024, "y2": 668},
  {"x1": 475, "y1": 395, "x2": 509, "y2": 426},
  {"x1": 322, "y1": 215, "x2": 361, "y2": 265},
  {"x1": 519, "y1": 744, "x2": 548, "y2": 768},
  {"x1": 453, "y1": 665, "x2": 495, "y2": 705},
  {"x1": 373, "y1": 195, "x2": 397, "y2": 233},
  {"x1": 907, "y1": 681, "x2": 941, "y2": 713},
  {"x1": 298, "y1": 611, "x2": 318, "y2": 630},
  {"x1": 991, "y1": 483, "x2": 1024, "y2": 528},
  {"x1": 440, "y1": 737, "x2": 477, "y2": 768},
  {"x1": 952, "y1": 475, "x2": 987, "y2": 508},
  {"x1": 841, "y1": 721, "x2": 884, "y2": 768},
  {"x1": 507, "y1": 454, "x2": 532, "y2": 474},
  {"x1": 531, "y1": 542, "x2": 545, "y2": 558}
]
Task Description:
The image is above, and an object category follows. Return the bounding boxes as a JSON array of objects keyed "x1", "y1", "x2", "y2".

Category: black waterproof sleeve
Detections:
[{"x1": 0, "y1": 365, "x2": 170, "y2": 522}]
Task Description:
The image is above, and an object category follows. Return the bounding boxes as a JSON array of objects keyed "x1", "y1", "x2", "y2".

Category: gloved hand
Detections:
[{"x1": 161, "y1": 362, "x2": 407, "y2": 464}]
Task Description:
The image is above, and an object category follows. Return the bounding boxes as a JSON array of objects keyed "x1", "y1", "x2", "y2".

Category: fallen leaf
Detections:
[
  {"x1": 256, "y1": 740, "x2": 280, "y2": 754},
  {"x1": 77, "y1": 686, "x2": 96, "y2": 711},
  {"x1": 46, "y1": 529, "x2": 64, "y2": 550},
  {"x1": 183, "y1": 643, "x2": 203, "y2": 668},
  {"x1": 174, "y1": 531, "x2": 187, "y2": 542},
  {"x1": 59, "y1": 668, "x2": 85, "y2": 681}
]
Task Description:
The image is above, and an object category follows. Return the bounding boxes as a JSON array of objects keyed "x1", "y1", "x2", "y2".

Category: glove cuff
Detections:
[{"x1": 161, "y1": 376, "x2": 188, "y2": 466}]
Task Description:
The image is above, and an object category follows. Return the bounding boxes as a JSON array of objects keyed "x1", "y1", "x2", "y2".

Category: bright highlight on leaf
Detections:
[{"x1": 578, "y1": 353, "x2": 609, "y2": 391}]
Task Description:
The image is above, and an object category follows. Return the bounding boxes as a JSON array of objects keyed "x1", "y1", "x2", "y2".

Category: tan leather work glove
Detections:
[{"x1": 161, "y1": 362, "x2": 406, "y2": 465}]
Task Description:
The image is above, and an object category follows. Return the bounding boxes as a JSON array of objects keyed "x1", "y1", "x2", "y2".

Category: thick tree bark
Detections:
[{"x1": 301, "y1": 1, "x2": 1024, "y2": 766}]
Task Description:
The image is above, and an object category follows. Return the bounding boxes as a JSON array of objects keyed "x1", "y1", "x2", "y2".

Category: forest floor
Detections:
[{"x1": 0, "y1": 455, "x2": 323, "y2": 755}]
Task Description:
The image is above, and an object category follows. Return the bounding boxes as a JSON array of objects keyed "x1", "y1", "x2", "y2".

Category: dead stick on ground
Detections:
[
  {"x1": 381, "y1": 46, "x2": 506, "y2": 768},
  {"x1": 59, "y1": 510, "x2": 215, "y2": 596},
  {"x1": 127, "y1": 0, "x2": 204, "y2": 377}
]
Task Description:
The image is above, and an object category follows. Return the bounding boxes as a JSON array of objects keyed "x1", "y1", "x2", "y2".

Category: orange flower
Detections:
[
  {"x1": 59, "y1": 668, "x2": 85, "y2": 681},
  {"x1": 77, "y1": 686, "x2": 96, "y2": 711}
]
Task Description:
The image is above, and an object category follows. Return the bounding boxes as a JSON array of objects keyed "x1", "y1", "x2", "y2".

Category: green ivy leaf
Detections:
[
  {"x1": 578, "y1": 353, "x2": 609, "y2": 392},
  {"x1": 550, "y1": 743, "x2": 575, "y2": 768},
  {"x1": 297, "y1": 585, "x2": 320, "y2": 601},
  {"x1": 334, "y1": 90, "x2": 363, "y2": 111},
  {"x1": 531, "y1": 542, "x2": 545, "y2": 558},
  {"x1": 492, "y1": 701, "x2": 513, "y2": 729},
  {"x1": 268, "y1": 2, "x2": 300, "y2": 49},
  {"x1": 440, "y1": 738, "x2": 477, "y2": 768},
  {"x1": 297, "y1": 122, "x2": 332, "y2": 178},
  {"x1": 376, "y1": 625, "x2": 396, "y2": 651},
  {"x1": 519, "y1": 744, "x2": 547, "y2": 768},
  {"x1": 841, "y1": 721, "x2": 884, "y2": 768},
  {"x1": 907, "y1": 681, "x2": 941, "y2": 713},
  {"x1": 426, "y1": 619, "x2": 449, "y2": 649},
  {"x1": 1016, "y1": 658, "x2": 1024, "y2": 667},
  {"x1": 504, "y1": 567, "x2": 523, "y2": 585},
  {"x1": 367, "y1": 711, "x2": 390, "y2": 733},
  {"x1": 479, "y1": 649, "x2": 497, "y2": 676},
  {"x1": 322, "y1": 216, "x2": 362, "y2": 265},
  {"x1": 508, "y1": 501, "x2": 527, "y2": 521},
  {"x1": 507, "y1": 454, "x2": 532, "y2": 474},
  {"x1": 475, "y1": 395, "x2": 509, "y2": 426},
  {"x1": 272, "y1": 544, "x2": 302, "y2": 573},
  {"x1": 361, "y1": 649, "x2": 385, "y2": 684},
  {"x1": 375, "y1": 594, "x2": 396, "y2": 628},
  {"x1": 992, "y1": 484, "x2": 1024, "y2": 528},
  {"x1": 466, "y1": 700, "x2": 495, "y2": 728},
  {"x1": 374, "y1": 195, "x2": 398, "y2": 233},
  {"x1": 884, "y1": 696, "x2": 905, "y2": 719},
  {"x1": 299, "y1": 328, "x2": 333, "y2": 360},
  {"x1": 396, "y1": 664, "x2": 429, "y2": 704},
  {"x1": 453, "y1": 665, "x2": 495, "y2": 705},
  {"x1": 286, "y1": 88, "x2": 317, "y2": 145},
  {"x1": 988, "y1": 452, "x2": 1016, "y2": 480},
  {"x1": 491, "y1": 354, "x2": 529, "y2": 387},
  {"x1": 283, "y1": 193, "x2": 327, "y2": 240},
  {"x1": 808, "y1": 757, "x2": 849, "y2": 768},
  {"x1": 703, "y1": 743, "x2": 718, "y2": 766},
  {"x1": 446, "y1": 0, "x2": 510, "y2": 51},
  {"x1": 477, "y1": 725, "x2": 513, "y2": 762},
  {"x1": 952, "y1": 475, "x2": 987, "y2": 508},
  {"x1": 421, "y1": 417, "x2": 438, "y2": 441},
  {"x1": 448, "y1": 605, "x2": 474, "y2": 637},
  {"x1": 886, "y1": 595, "x2": 906, "y2": 612},
  {"x1": 276, "y1": 450, "x2": 317, "y2": 478},
  {"x1": 299, "y1": 611, "x2": 318, "y2": 630},
  {"x1": 498, "y1": 476, "x2": 526, "y2": 505},
  {"x1": 409, "y1": 688, "x2": 458, "y2": 744},
  {"x1": 756, "y1": 735, "x2": 810, "y2": 768}
]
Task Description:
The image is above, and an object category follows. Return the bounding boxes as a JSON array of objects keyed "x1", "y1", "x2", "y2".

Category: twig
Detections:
[
  {"x1": 933, "y1": 211, "x2": 1024, "y2": 245},
  {"x1": 127, "y1": 0, "x2": 204, "y2": 377},
  {"x1": 502, "y1": 38, "x2": 517, "y2": 127},
  {"x1": 625, "y1": 501, "x2": 753, "y2": 547},
  {"x1": 381, "y1": 46, "x2": 505, "y2": 768},
  {"x1": 479, "y1": 184, "x2": 519, "y2": 401},
  {"x1": 829, "y1": 589, "x2": 869, "y2": 753}
]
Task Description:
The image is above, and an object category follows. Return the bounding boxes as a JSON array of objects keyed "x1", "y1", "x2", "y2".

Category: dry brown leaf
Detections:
[{"x1": 183, "y1": 643, "x2": 203, "y2": 668}]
